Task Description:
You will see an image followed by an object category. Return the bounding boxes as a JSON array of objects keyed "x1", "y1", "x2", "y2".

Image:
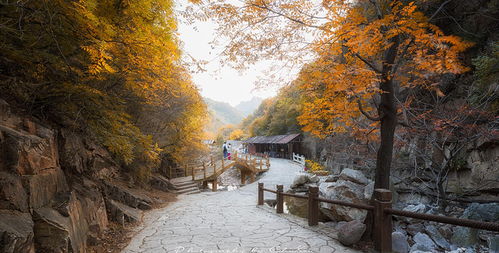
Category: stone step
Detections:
[
  {"x1": 185, "y1": 189, "x2": 201, "y2": 195},
  {"x1": 176, "y1": 186, "x2": 200, "y2": 194},
  {"x1": 173, "y1": 181, "x2": 197, "y2": 188},
  {"x1": 171, "y1": 176, "x2": 194, "y2": 184},
  {"x1": 175, "y1": 183, "x2": 198, "y2": 191}
]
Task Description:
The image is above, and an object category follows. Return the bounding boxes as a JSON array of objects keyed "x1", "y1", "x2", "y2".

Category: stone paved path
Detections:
[{"x1": 123, "y1": 159, "x2": 360, "y2": 253}]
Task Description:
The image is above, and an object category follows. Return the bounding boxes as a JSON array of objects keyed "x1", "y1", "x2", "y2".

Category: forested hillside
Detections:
[
  {"x1": 0, "y1": 0, "x2": 207, "y2": 180},
  {"x1": 240, "y1": 85, "x2": 302, "y2": 137}
]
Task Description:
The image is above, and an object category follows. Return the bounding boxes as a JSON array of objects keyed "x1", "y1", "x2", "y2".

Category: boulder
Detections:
[
  {"x1": 337, "y1": 220, "x2": 366, "y2": 246},
  {"x1": 291, "y1": 174, "x2": 309, "y2": 188},
  {"x1": 392, "y1": 231, "x2": 409, "y2": 253},
  {"x1": 410, "y1": 232, "x2": 437, "y2": 252},
  {"x1": 425, "y1": 224, "x2": 450, "y2": 250},
  {"x1": 103, "y1": 181, "x2": 152, "y2": 210},
  {"x1": 451, "y1": 227, "x2": 478, "y2": 248},
  {"x1": 73, "y1": 180, "x2": 108, "y2": 236},
  {"x1": 22, "y1": 167, "x2": 69, "y2": 209},
  {"x1": 401, "y1": 204, "x2": 426, "y2": 223},
  {"x1": 33, "y1": 206, "x2": 87, "y2": 253},
  {"x1": 0, "y1": 172, "x2": 29, "y2": 212},
  {"x1": 150, "y1": 174, "x2": 176, "y2": 192},
  {"x1": 106, "y1": 199, "x2": 142, "y2": 225},
  {"x1": 488, "y1": 235, "x2": 499, "y2": 253},
  {"x1": 0, "y1": 124, "x2": 58, "y2": 176},
  {"x1": 406, "y1": 223, "x2": 425, "y2": 236},
  {"x1": 461, "y1": 203, "x2": 499, "y2": 222},
  {"x1": 290, "y1": 173, "x2": 319, "y2": 189},
  {"x1": 364, "y1": 181, "x2": 374, "y2": 200},
  {"x1": 309, "y1": 175, "x2": 320, "y2": 183},
  {"x1": 325, "y1": 174, "x2": 339, "y2": 182},
  {"x1": 339, "y1": 168, "x2": 369, "y2": 185},
  {"x1": 59, "y1": 129, "x2": 119, "y2": 179},
  {"x1": 446, "y1": 141, "x2": 499, "y2": 193},
  {"x1": 0, "y1": 210, "x2": 35, "y2": 253},
  {"x1": 319, "y1": 180, "x2": 368, "y2": 221}
]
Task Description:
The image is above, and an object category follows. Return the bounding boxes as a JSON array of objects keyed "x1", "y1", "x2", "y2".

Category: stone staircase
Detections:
[{"x1": 170, "y1": 176, "x2": 201, "y2": 195}]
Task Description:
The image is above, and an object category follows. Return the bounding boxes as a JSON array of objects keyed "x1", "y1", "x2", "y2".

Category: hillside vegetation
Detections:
[{"x1": 0, "y1": 0, "x2": 206, "y2": 181}]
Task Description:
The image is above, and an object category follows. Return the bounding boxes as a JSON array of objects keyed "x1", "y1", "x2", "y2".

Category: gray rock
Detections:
[
  {"x1": 364, "y1": 181, "x2": 374, "y2": 200},
  {"x1": 461, "y1": 203, "x2": 499, "y2": 222},
  {"x1": 150, "y1": 174, "x2": 176, "y2": 192},
  {"x1": 339, "y1": 168, "x2": 369, "y2": 185},
  {"x1": 392, "y1": 231, "x2": 409, "y2": 253},
  {"x1": 309, "y1": 175, "x2": 320, "y2": 183},
  {"x1": 325, "y1": 175, "x2": 339, "y2": 182},
  {"x1": 402, "y1": 204, "x2": 426, "y2": 223},
  {"x1": 451, "y1": 227, "x2": 478, "y2": 247},
  {"x1": 291, "y1": 174, "x2": 311, "y2": 188},
  {"x1": 403, "y1": 204, "x2": 427, "y2": 213},
  {"x1": 488, "y1": 235, "x2": 499, "y2": 253},
  {"x1": 106, "y1": 199, "x2": 143, "y2": 225},
  {"x1": 23, "y1": 167, "x2": 69, "y2": 209},
  {"x1": 0, "y1": 172, "x2": 29, "y2": 212},
  {"x1": 425, "y1": 224, "x2": 450, "y2": 250},
  {"x1": 337, "y1": 220, "x2": 366, "y2": 246},
  {"x1": 319, "y1": 180, "x2": 368, "y2": 221},
  {"x1": 290, "y1": 173, "x2": 315, "y2": 189},
  {"x1": 33, "y1": 206, "x2": 87, "y2": 253},
  {"x1": 0, "y1": 210, "x2": 34, "y2": 253},
  {"x1": 103, "y1": 181, "x2": 153, "y2": 210},
  {"x1": 410, "y1": 232, "x2": 436, "y2": 252},
  {"x1": 406, "y1": 223, "x2": 425, "y2": 236}
]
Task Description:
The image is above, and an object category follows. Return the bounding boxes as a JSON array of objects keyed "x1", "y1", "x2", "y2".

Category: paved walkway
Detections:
[{"x1": 124, "y1": 159, "x2": 360, "y2": 253}]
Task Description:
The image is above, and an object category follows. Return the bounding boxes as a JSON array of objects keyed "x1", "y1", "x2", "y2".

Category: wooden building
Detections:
[{"x1": 243, "y1": 134, "x2": 302, "y2": 159}]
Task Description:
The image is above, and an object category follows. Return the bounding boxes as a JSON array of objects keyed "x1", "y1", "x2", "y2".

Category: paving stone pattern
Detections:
[{"x1": 124, "y1": 159, "x2": 360, "y2": 253}]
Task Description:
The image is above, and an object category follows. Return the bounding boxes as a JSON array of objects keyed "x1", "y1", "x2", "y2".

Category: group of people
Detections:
[{"x1": 222, "y1": 141, "x2": 232, "y2": 160}]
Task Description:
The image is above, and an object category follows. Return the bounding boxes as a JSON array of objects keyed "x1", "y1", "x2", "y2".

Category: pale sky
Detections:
[{"x1": 176, "y1": 4, "x2": 280, "y2": 107}]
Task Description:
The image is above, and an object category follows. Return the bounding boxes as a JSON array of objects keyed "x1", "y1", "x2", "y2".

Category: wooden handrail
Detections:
[{"x1": 257, "y1": 183, "x2": 499, "y2": 253}]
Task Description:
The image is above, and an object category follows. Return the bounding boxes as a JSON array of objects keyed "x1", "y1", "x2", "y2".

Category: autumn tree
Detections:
[
  {"x1": 192, "y1": 0, "x2": 472, "y2": 189},
  {"x1": 0, "y1": 0, "x2": 207, "y2": 182},
  {"x1": 229, "y1": 129, "x2": 245, "y2": 140}
]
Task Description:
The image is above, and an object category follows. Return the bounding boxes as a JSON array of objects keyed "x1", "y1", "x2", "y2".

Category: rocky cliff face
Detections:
[{"x1": 0, "y1": 100, "x2": 167, "y2": 252}]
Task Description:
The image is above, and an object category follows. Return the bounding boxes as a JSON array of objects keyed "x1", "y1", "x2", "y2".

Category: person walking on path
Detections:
[
  {"x1": 227, "y1": 143, "x2": 232, "y2": 160},
  {"x1": 222, "y1": 141, "x2": 228, "y2": 159}
]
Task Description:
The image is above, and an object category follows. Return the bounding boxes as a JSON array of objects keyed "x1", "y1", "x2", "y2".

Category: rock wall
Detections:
[
  {"x1": 0, "y1": 100, "x2": 166, "y2": 253},
  {"x1": 447, "y1": 139, "x2": 499, "y2": 194}
]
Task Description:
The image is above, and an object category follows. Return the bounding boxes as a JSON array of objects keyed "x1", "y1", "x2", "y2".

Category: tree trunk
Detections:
[{"x1": 374, "y1": 37, "x2": 400, "y2": 190}]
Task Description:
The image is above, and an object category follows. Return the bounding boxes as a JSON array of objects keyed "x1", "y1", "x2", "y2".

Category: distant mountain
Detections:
[
  {"x1": 235, "y1": 97, "x2": 263, "y2": 117},
  {"x1": 204, "y1": 98, "x2": 244, "y2": 131},
  {"x1": 203, "y1": 97, "x2": 263, "y2": 136}
]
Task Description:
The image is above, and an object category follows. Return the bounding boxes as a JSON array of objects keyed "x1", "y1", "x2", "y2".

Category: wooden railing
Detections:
[{"x1": 257, "y1": 183, "x2": 499, "y2": 253}]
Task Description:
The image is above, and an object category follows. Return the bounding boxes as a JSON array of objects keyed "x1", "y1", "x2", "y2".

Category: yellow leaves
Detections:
[{"x1": 229, "y1": 129, "x2": 245, "y2": 140}]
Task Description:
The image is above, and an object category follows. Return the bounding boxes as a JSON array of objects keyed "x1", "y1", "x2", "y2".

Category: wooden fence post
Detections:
[
  {"x1": 308, "y1": 186, "x2": 319, "y2": 226},
  {"x1": 276, "y1": 185, "x2": 284, "y2": 214},
  {"x1": 258, "y1": 183, "x2": 264, "y2": 205},
  {"x1": 374, "y1": 189, "x2": 393, "y2": 253},
  {"x1": 203, "y1": 162, "x2": 206, "y2": 180},
  {"x1": 212, "y1": 178, "x2": 218, "y2": 192},
  {"x1": 241, "y1": 172, "x2": 246, "y2": 185},
  {"x1": 191, "y1": 166, "x2": 194, "y2": 181}
]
